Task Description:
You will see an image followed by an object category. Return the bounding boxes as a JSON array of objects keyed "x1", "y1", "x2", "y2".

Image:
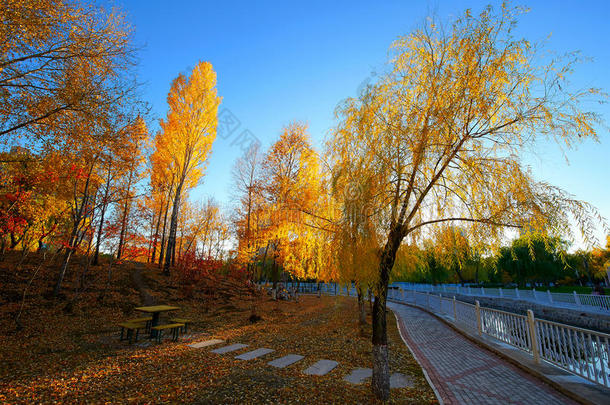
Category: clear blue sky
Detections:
[{"x1": 121, "y1": 0, "x2": 610, "y2": 248}]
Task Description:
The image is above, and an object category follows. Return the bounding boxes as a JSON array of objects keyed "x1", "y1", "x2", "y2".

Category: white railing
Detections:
[
  {"x1": 480, "y1": 306, "x2": 531, "y2": 352},
  {"x1": 392, "y1": 283, "x2": 610, "y2": 313},
  {"x1": 387, "y1": 289, "x2": 610, "y2": 388},
  {"x1": 535, "y1": 318, "x2": 609, "y2": 387}
]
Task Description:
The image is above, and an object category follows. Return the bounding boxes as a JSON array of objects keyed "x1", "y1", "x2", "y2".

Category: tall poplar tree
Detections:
[{"x1": 159, "y1": 62, "x2": 220, "y2": 275}]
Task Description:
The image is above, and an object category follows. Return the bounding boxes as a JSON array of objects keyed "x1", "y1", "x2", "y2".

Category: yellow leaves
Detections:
[{"x1": 154, "y1": 61, "x2": 220, "y2": 198}]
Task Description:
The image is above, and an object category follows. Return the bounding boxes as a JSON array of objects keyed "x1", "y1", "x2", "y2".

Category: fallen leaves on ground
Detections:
[{"x1": 0, "y1": 259, "x2": 437, "y2": 404}]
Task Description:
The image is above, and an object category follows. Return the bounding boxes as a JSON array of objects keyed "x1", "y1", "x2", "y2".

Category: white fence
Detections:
[
  {"x1": 394, "y1": 289, "x2": 610, "y2": 388},
  {"x1": 262, "y1": 282, "x2": 610, "y2": 388},
  {"x1": 394, "y1": 283, "x2": 610, "y2": 313}
]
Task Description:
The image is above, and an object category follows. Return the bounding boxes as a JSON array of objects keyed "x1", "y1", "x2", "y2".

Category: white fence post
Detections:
[
  {"x1": 547, "y1": 290, "x2": 553, "y2": 304},
  {"x1": 532, "y1": 288, "x2": 537, "y2": 302},
  {"x1": 453, "y1": 296, "x2": 457, "y2": 321},
  {"x1": 515, "y1": 288, "x2": 520, "y2": 299},
  {"x1": 481, "y1": 287, "x2": 485, "y2": 296},
  {"x1": 527, "y1": 309, "x2": 540, "y2": 364},
  {"x1": 475, "y1": 300, "x2": 482, "y2": 336},
  {"x1": 499, "y1": 288, "x2": 503, "y2": 297},
  {"x1": 573, "y1": 291, "x2": 582, "y2": 308}
]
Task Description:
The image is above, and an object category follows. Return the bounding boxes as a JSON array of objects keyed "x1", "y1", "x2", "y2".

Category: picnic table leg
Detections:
[{"x1": 150, "y1": 312, "x2": 160, "y2": 338}]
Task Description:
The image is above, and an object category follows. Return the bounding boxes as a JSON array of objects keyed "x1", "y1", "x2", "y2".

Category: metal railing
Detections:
[
  {"x1": 535, "y1": 317, "x2": 609, "y2": 387},
  {"x1": 389, "y1": 288, "x2": 610, "y2": 388},
  {"x1": 392, "y1": 283, "x2": 610, "y2": 313}
]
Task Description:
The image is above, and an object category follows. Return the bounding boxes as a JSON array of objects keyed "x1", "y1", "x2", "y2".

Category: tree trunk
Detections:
[
  {"x1": 93, "y1": 162, "x2": 112, "y2": 266},
  {"x1": 372, "y1": 227, "x2": 403, "y2": 401},
  {"x1": 54, "y1": 248, "x2": 74, "y2": 296},
  {"x1": 357, "y1": 286, "x2": 366, "y2": 326},
  {"x1": 116, "y1": 168, "x2": 135, "y2": 260},
  {"x1": 454, "y1": 265, "x2": 465, "y2": 286},
  {"x1": 163, "y1": 181, "x2": 183, "y2": 276},
  {"x1": 158, "y1": 193, "x2": 170, "y2": 268},
  {"x1": 93, "y1": 200, "x2": 107, "y2": 266}
]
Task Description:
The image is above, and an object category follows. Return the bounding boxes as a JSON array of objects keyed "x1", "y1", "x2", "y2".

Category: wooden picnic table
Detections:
[{"x1": 134, "y1": 305, "x2": 180, "y2": 337}]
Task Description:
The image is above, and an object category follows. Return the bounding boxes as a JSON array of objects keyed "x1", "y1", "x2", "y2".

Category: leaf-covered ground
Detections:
[{"x1": 0, "y1": 258, "x2": 437, "y2": 404}]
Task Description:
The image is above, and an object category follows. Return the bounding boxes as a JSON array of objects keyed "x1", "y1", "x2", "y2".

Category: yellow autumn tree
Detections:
[
  {"x1": 332, "y1": 4, "x2": 606, "y2": 400},
  {"x1": 158, "y1": 61, "x2": 221, "y2": 275},
  {"x1": 0, "y1": 0, "x2": 137, "y2": 140},
  {"x1": 261, "y1": 122, "x2": 322, "y2": 285}
]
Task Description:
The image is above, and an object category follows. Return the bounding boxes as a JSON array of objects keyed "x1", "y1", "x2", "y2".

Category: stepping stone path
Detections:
[
  {"x1": 390, "y1": 373, "x2": 414, "y2": 389},
  {"x1": 189, "y1": 339, "x2": 224, "y2": 348},
  {"x1": 235, "y1": 348, "x2": 274, "y2": 360},
  {"x1": 303, "y1": 359, "x2": 338, "y2": 375},
  {"x1": 190, "y1": 339, "x2": 411, "y2": 390},
  {"x1": 211, "y1": 343, "x2": 248, "y2": 354},
  {"x1": 344, "y1": 368, "x2": 372, "y2": 384},
  {"x1": 268, "y1": 354, "x2": 304, "y2": 368}
]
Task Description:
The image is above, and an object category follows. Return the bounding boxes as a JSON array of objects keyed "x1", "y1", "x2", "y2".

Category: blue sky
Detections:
[{"x1": 121, "y1": 0, "x2": 610, "y2": 248}]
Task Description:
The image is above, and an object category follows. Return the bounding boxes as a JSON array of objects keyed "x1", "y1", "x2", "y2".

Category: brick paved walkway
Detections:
[{"x1": 388, "y1": 302, "x2": 577, "y2": 405}]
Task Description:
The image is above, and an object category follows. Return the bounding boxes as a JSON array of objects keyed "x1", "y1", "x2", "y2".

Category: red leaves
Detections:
[
  {"x1": 176, "y1": 252, "x2": 223, "y2": 284},
  {"x1": 0, "y1": 212, "x2": 28, "y2": 234}
]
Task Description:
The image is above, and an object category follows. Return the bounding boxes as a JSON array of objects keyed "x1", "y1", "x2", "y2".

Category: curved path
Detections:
[{"x1": 388, "y1": 301, "x2": 576, "y2": 405}]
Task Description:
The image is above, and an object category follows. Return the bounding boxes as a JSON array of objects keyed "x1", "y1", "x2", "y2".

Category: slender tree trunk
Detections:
[
  {"x1": 10, "y1": 233, "x2": 18, "y2": 249},
  {"x1": 116, "y1": 169, "x2": 135, "y2": 260},
  {"x1": 177, "y1": 227, "x2": 184, "y2": 262},
  {"x1": 54, "y1": 247, "x2": 74, "y2": 297},
  {"x1": 150, "y1": 200, "x2": 164, "y2": 263},
  {"x1": 163, "y1": 180, "x2": 183, "y2": 275},
  {"x1": 260, "y1": 242, "x2": 269, "y2": 281},
  {"x1": 158, "y1": 193, "x2": 171, "y2": 268},
  {"x1": 372, "y1": 228, "x2": 403, "y2": 401},
  {"x1": 357, "y1": 285, "x2": 366, "y2": 326},
  {"x1": 454, "y1": 265, "x2": 465, "y2": 286},
  {"x1": 93, "y1": 201, "x2": 107, "y2": 266},
  {"x1": 93, "y1": 162, "x2": 112, "y2": 266}
]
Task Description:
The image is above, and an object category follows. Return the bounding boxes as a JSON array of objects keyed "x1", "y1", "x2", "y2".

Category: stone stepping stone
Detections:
[
  {"x1": 188, "y1": 339, "x2": 224, "y2": 348},
  {"x1": 303, "y1": 359, "x2": 338, "y2": 375},
  {"x1": 235, "y1": 348, "x2": 274, "y2": 360},
  {"x1": 211, "y1": 343, "x2": 248, "y2": 354},
  {"x1": 135, "y1": 342, "x2": 151, "y2": 348},
  {"x1": 344, "y1": 368, "x2": 372, "y2": 384},
  {"x1": 390, "y1": 373, "x2": 414, "y2": 389},
  {"x1": 268, "y1": 354, "x2": 304, "y2": 368}
]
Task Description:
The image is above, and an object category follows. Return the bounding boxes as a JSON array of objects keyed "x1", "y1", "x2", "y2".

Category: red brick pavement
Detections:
[{"x1": 389, "y1": 302, "x2": 577, "y2": 405}]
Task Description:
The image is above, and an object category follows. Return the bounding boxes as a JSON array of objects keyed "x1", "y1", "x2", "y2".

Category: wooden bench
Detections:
[
  {"x1": 169, "y1": 318, "x2": 192, "y2": 333},
  {"x1": 118, "y1": 322, "x2": 146, "y2": 344},
  {"x1": 151, "y1": 323, "x2": 184, "y2": 343},
  {"x1": 127, "y1": 317, "x2": 153, "y2": 333}
]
